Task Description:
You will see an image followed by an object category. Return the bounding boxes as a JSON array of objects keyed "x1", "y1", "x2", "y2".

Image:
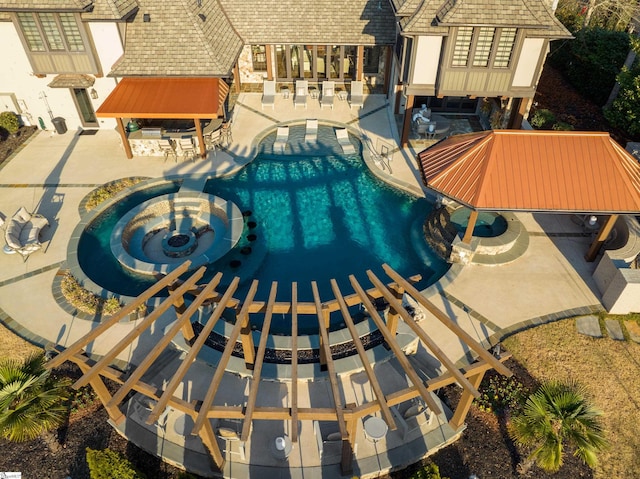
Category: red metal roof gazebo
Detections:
[{"x1": 417, "y1": 130, "x2": 640, "y2": 261}]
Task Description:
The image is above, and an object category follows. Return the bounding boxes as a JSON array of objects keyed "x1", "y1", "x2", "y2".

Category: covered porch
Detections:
[{"x1": 96, "y1": 77, "x2": 229, "y2": 160}]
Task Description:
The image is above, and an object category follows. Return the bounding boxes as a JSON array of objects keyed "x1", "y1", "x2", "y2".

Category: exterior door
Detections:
[{"x1": 72, "y1": 88, "x2": 98, "y2": 127}]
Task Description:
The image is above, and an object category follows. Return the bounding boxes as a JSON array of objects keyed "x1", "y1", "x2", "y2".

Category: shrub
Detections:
[
  {"x1": 408, "y1": 462, "x2": 450, "y2": 479},
  {"x1": 86, "y1": 448, "x2": 146, "y2": 479},
  {"x1": 0, "y1": 111, "x2": 20, "y2": 135},
  {"x1": 85, "y1": 177, "x2": 144, "y2": 211},
  {"x1": 529, "y1": 109, "x2": 556, "y2": 129},
  {"x1": 60, "y1": 271, "x2": 122, "y2": 316},
  {"x1": 475, "y1": 374, "x2": 527, "y2": 414},
  {"x1": 605, "y1": 63, "x2": 640, "y2": 137},
  {"x1": 552, "y1": 121, "x2": 575, "y2": 131},
  {"x1": 551, "y1": 27, "x2": 630, "y2": 105}
]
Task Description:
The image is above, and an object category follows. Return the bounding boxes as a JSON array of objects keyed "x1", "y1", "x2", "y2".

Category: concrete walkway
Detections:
[{"x1": 0, "y1": 93, "x2": 606, "y2": 477}]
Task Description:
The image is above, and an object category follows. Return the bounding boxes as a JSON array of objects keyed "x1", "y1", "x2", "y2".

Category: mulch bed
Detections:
[
  {"x1": 389, "y1": 358, "x2": 594, "y2": 479},
  {"x1": 0, "y1": 126, "x2": 38, "y2": 166}
]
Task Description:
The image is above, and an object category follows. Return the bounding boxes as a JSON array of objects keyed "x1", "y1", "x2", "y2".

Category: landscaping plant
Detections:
[
  {"x1": 86, "y1": 447, "x2": 147, "y2": 479},
  {"x1": 475, "y1": 374, "x2": 527, "y2": 414},
  {"x1": 509, "y1": 379, "x2": 608, "y2": 473},
  {"x1": 0, "y1": 352, "x2": 70, "y2": 442},
  {"x1": 0, "y1": 111, "x2": 20, "y2": 135}
]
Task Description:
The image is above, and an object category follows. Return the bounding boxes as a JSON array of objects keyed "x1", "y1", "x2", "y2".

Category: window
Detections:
[
  {"x1": 16, "y1": 12, "x2": 85, "y2": 53},
  {"x1": 16, "y1": 13, "x2": 44, "y2": 51},
  {"x1": 494, "y1": 28, "x2": 517, "y2": 68},
  {"x1": 472, "y1": 28, "x2": 495, "y2": 67},
  {"x1": 363, "y1": 46, "x2": 381, "y2": 74},
  {"x1": 452, "y1": 26, "x2": 473, "y2": 67},
  {"x1": 452, "y1": 27, "x2": 517, "y2": 69},
  {"x1": 251, "y1": 45, "x2": 267, "y2": 72}
]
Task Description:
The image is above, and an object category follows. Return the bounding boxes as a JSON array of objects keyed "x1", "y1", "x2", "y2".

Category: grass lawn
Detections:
[
  {"x1": 503, "y1": 316, "x2": 640, "y2": 478},
  {"x1": 0, "y1": 324, "x2": 41, "y2": 361}
]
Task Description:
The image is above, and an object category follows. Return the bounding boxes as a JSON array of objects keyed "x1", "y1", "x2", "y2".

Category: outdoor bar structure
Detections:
[
  {"x1": 45, "y1": 261, "x2": 511, "y2": 477},
  {"x1": 96, "y1": 78, "x2": 229, "y2": 160}
]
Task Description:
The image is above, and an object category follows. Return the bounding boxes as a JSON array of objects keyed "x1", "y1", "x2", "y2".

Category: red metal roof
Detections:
[
  {"x1": 418, "y1": 130, "x2": 640, "y2": 214},
  {"x1": 96, "y1": 77, "x2": 228, "y2": 119}
]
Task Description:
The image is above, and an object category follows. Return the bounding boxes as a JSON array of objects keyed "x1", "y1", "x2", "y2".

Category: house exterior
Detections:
[{"x1": 0, "y1": 0, "x2": 570, "y2": 141}]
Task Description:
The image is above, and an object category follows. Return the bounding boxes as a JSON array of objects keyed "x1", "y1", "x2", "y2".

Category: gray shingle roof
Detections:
[
  {"x1": 110, "y1": 0, "x2": 243, "y2": 77},
  {"x1": 0, "y1": 0, "x2": 92, "y2": 10},
  {"x1": 402, "y1": 0, "x2": 571, "y2": 38},
  {"x1": 82, "y1": 0, "x2": 138, "y2": 20},
  {"x1": 219, "y1": 0, "x2": 396, "y2": 45},
  {"x1": 391, "y1": 0, "x2": 423, "y2": 17}
]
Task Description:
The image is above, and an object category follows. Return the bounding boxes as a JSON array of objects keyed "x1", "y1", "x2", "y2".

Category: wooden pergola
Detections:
[
  {"x1": 46, "y1": 261, "x2": 511, "y2": 475},
  {"x1": 96, "y1": 77, "x2": 229, "y2": 160},
  {"x1": 418, "y1": 130, "x2": 640, "y2": 261}
]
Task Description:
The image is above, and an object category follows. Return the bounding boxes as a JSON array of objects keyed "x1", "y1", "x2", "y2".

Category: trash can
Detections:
[{"x1": 51, "y1": 117, "x2": 67, "y2": 134}]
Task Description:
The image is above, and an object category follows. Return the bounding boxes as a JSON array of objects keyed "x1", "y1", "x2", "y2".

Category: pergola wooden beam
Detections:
[
  {"x1": 107, "y1": 273, "x2": 223, "y2": 411},
  {"x1": 147, "y1": 276, "x2": 239, "y2": 425},
  {"x1": 73, "y1": 267, "x2": 207, "y2": 390},
  {"x1": 312, "y1": 281, "x2": 352, "y2": 475},
  {"x1": 382, "y1": 264, "x2": 512, "y2": 378},
  {"x1": 46, "y1": 262, "x2": 192, "y2": 370},
  {"x1": 290, "y1": 282, "x2": 299, "y2": 443},
  {"x1": 192, "y1": 280, "x2": 260, "y2": 435},
  {"x1": 461, "y1": 209, "x2": 478, "y2": 244},
  {"x1": 330, "y1": 279, "x2": 396, "y2": 430},
  {"x1": 367, "y1": 270, "x2": 481, "y2": 398},
  {"x1": 241, "y1": 282, "x2": 278, "y2": 442},
  {"x1": 349, "y1": 275, "x2": 441, "y2": 415}
]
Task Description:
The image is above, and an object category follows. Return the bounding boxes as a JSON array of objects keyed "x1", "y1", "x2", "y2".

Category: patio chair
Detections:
[
  {"x1": 294, "y1": 80, "x2": 308, "y2": 109},
  {"x1": 273, "y1": 126, "x2": 289, "y2": 153},
  {"x1": 349, "y1": 80, "x2": 364, "y2": 110},
  {"x1": 215, "y1": 418, "x2": 247, "y2": 461},
  {"x1": 158, "y1": 139, "x2": 176, "y2": 162},
  {"x1": 391, "y1": 397, "x2": 434, "y2": 441},
  {"x1": 205, "y1": 129, "x2": 223, "y2": 155},
  {"x1": 313, "y1": 420, "x2": 343, "y2": 461},
  {"x1": 320, "y1": 81, "x2": 335, "y2": 110},
  {"x1": 4, "y1": 207, "x2": 49, "y2": 260},
  {"x1": 335, "y1": 128, "x2": 356, "y2": 155},
  {"x1": 304, "y1": 119, "x2": 318, "y2": 143},
  {"x1": 261, "y1": 79, "x2": 276, "y2": 110},
  {"x1": 178, "y1": 137, "x2": 196, "y2": 161}
]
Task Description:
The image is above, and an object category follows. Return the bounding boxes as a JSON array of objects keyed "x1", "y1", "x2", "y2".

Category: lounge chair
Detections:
[
  {"x1": 350, "y1": 80, "x2": 364, "y2": 110},
  {"x1": 335, "y1": 128, "x2": 356, "y2": 155},
  {"x1": 261, "y1": 79, "x2": 276, "y2": 110},
  {"x1": 178, "y1": 137, "x2": 196, "y2": 161},
  {"x1": 320, "y1": 81, "x2": 335, "y2": 110},
  {"x1": 4, "y1": 207, "x2": 49, "y2": 259},
  {"x1": 273, "y1": 126, "x2": 289, "y2": 153},
  {"x1": 304, "y1": 119, "x2": 318, "y2": 143},
  {"x1": 294, "y1": 80, "x2": 308, "y2": 109}
]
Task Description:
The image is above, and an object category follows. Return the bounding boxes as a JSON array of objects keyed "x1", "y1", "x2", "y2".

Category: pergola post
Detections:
[
  {"x1": 74, "y1": 358, "x2": 125, "y2": 424},
  {"x1": 234, "y1": 63, "x2": 241, "y2": 93},
  {"x1": 116, "y1": 117, "x2": 133, "y2": 159},
  {"x1": 341, "y1": 404, "x2": 357, "y2": 476},
  {"x1": 461, "y1": 209, "x2": 479, "y2": 244},
  {"x1": 449, "y1": 370, "x2": 485, "y2": 430},
  {"x1": 199, "y1": 415, "x2": 225, "y2": 470},
  {"x1": 585, "y1": 214, "x2": 619, "y2": 262},
  {"x1": 170, "y1": 285, "x2": 195, "y2": 342},
  {"x1": 401, "y1": 94, "x2": 414, "y2": 147},
  {"x1": 194, "y1": 117, "x2": 206, "y2": 159}
]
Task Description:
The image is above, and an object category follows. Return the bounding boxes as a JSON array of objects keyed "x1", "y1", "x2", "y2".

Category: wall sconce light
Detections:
[
  {"x1": 90, "y1": 88, "x2": 98, "y2": 100},
  {"x1": 143, "y1": 13, "x2": 151, "y2": 22},
  {"x1": 198, "y1": 13, "x2": 206, "y2": 21}
]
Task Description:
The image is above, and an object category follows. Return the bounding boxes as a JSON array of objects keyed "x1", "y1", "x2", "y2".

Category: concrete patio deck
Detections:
[{"x1": 0, "y1": 92, "x2": 606, "y2": 478}]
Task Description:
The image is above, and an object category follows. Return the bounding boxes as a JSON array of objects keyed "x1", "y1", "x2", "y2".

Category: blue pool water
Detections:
[
  {"x1": 77, "y1": 133, "x2": 449, "y2": 333},
  {"x1": 450, "y1": 209, "x2": 508, "y2": 238}
]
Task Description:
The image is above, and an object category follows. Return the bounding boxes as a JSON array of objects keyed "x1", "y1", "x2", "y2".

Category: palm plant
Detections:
[
  {"x1": 509, "y1": 379, "x2": 608, "y2": 473},
  {"x1": 0, "y1": 352, "x2": 70, "y2": 442}
]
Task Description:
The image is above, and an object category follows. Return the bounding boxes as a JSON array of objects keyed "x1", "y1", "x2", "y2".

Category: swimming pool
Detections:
[
  {"x1": 75, "y1": 128, "x2": 449, "y2": 332},
  {"x1": 449, "y1": 208, "x2": 508, "y2": 238}
]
